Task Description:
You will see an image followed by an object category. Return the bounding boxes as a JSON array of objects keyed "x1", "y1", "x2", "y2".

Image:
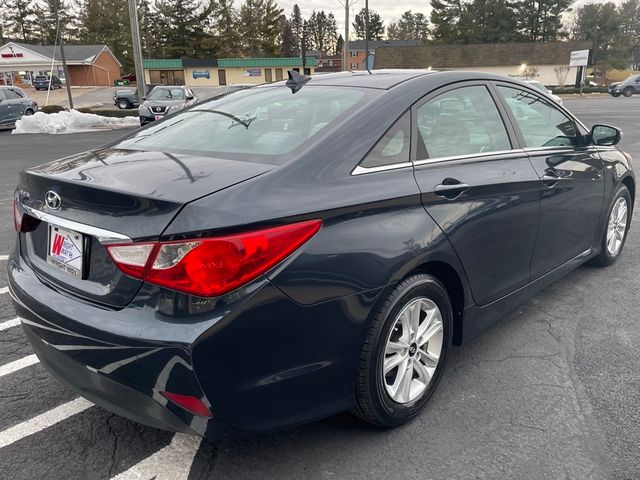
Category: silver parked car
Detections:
[
  {"x1": 0, "y1": 86, "x2": 38, "y2": 127},
  {"x1": 138, "y1": 85, "x2": 197, "y2": 126}
]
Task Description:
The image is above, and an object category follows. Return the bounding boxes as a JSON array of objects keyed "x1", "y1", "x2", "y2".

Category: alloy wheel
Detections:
[
  {"x1": 607, "y1": 196, "x2": 628, "y2": 257},
  {"x1": 382, "y1": 297, "x2": 444, "y2": 404}
]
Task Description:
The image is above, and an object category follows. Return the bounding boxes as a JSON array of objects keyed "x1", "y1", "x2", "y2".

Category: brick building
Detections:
[{"x1": 0, "y1": 42, "x2": 121, "y2": 87}]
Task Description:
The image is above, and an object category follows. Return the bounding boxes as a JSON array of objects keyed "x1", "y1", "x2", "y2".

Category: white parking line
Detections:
[
  {"x1": 0, "y1": 317, "x2": 21, "y2": 331},
  {"x1": 0, "y1": 287, "x2": 9, "y2": 295},
  {"x1": 0, "y1": 255, "x2": 8, "y2": 261},
  {"x1": 0, "y1": 354, "x2": 39, "y2": 377},
  {"x1": 0, "y1": 397, "x2": 93, "y2": 449},
  {"x1": 111, "y1": 433, "x2": 202, "y2": 480}
]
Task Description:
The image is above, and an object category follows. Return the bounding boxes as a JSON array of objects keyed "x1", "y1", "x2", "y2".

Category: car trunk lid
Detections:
[{"x1": 16, "y1": 147, "x2": 273, "y2": 307}]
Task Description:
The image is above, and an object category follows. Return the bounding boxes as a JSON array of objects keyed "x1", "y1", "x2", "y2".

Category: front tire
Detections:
[
  {"x1": 353, "y1": 273, "x2": 452, "y2": 427},
  {"x1": 117, "y1": 99, "x2": 130, "y2": 109},
  {"x1": 589, "y1": 185, "x2": 631, "y2": 267}
]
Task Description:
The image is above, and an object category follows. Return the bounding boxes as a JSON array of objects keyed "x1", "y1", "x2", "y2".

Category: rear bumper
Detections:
[
  {"x1": 8, "y1": 243, "x2": 379, "y2": 438},
  {"x1": 22, "y1": 323, "x2": 198, "y2": 435}
]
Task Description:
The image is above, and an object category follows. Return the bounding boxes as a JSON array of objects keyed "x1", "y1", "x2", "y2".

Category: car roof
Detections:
[{"x1": 273, "y1": 69, "x2": 435, "y2": 90}]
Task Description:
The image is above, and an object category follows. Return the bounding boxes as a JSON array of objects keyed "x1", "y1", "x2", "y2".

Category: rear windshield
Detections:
[{"x1": 117, "y1": 85, "x2": 370, "y2": 162}]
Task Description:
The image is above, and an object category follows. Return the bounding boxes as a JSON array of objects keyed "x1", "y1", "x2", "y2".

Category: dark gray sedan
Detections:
[
  {"x1": 138, "y1": 85, "x2": 197, "y2": 125},
  {"x1": 0, "y1": 86, "x2": 38, "y2": 126}
]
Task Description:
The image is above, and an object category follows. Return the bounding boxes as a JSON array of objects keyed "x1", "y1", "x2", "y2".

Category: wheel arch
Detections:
[
  {"x1": 621, "y1": 175, "x2": 635, "y2": 207},
  {"x1": 408, "y1": 261, "x2": 466, "y2": 345}
]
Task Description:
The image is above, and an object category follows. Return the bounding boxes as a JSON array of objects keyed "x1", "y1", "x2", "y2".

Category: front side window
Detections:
[
  {"x1": 497, "y1": 86, "x2": 578, "y2": 148},
  {"x1": 119, "y1": 86, "x2": 369, "y2": 161},
  {"x1": 360, "y1": 111, "x2": 411, "y2": 168},
  {"x1": 416, "y1": 85, "x2": 511, "y2": 160}
]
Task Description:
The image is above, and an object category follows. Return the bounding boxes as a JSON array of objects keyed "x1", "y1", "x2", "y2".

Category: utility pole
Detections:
[
  {"x1": 128, "y1": 0, "x2": 147, "y2": 103},
  {"x1": 52, "y1": 0, "x2": 74, "y2": 109},
  {"x1": 364, "y1": 0, "x2": 369, "y2": 70},
  {"x1": 343, "y1": 0, "x2": 350, "y2": 71}
]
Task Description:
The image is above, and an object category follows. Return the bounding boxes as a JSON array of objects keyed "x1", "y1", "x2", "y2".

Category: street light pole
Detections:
[
  {"x1": 343, "y1": 0, "x2": 350, "y2": 71},
  {"x1": 364, "y1": 0, "x2": 369, "y2": 71},
  {"x1": 128, "y1": 0, "x2": 147, "y2": 102},
  {"x1": 52, "y1": 0, "x2": 74, "y2": 109}
]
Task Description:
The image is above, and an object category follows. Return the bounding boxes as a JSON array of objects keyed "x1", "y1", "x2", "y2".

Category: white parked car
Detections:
[{"x1": 524, "y1": 80, "x2": 563, "y2": 105}]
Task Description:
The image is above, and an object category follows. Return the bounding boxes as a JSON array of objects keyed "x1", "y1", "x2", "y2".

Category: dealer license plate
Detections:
[{"x1": 47, "y1": 224, "x2": 84, "y2": 277}]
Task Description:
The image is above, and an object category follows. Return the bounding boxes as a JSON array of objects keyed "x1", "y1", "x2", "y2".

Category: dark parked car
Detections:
[
  {"x1": 138, "y1": 85, "x2": 197, "y2": 125},
  {"x1": 609, "y1": 74, "x2": 640, "y2": 97},
  {"x1": 32, "y1": 75, "x2": 62, "y2": 91},
  {"x1": 121, "y1": 73, "x2": 137, "y2": 82},
  {"x1": 8, "y1": 71, "x2": 634, "y2": 439},
  {"x1": 0, "y1": 86, "x2": 38, "y2": 126},
  {"x1": 113, "y1": 83, "x2": 158, "y2": 109}
]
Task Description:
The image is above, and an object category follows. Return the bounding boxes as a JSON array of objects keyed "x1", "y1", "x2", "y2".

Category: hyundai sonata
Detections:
[{"x1": 9, "y1": 70, "x2": 634, "y2": 438}]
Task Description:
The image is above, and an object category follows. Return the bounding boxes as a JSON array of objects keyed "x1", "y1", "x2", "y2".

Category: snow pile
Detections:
[{"x1": 12, "y1": 110, "x2": 139, "y2": 135}]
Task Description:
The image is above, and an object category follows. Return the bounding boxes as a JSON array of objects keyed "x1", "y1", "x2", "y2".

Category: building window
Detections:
[
  {"x1": 351, "y1": 63, "x2": 358, "y2": 69},
  {"x1": 351, "y1": 51, "x2": 358, "y2": 57}
]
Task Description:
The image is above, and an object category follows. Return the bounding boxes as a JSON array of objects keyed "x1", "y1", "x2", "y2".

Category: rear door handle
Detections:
[{"x1": 434, "y1": 181, "x2": 470, "y2": 199}]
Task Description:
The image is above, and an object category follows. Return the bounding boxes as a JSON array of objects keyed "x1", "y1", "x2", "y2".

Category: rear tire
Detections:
[
  {"x1": 353, "y1": 273, "x2": 452, "y2": 427},
  {"x1": 589, "y1": 185, "x2": 631, "y2": 267},
  {"x1": 24, "y1": 109, "x2": 34, "y2": 116},
  {"x1": 117, "y1": 99, "x2": 130, "y2": 109},
  {"x1": 623, "y1": 87, "x2": 634, "y2": 97}
]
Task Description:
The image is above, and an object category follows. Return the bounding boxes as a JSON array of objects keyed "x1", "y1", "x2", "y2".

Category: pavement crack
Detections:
[
  {"x1": 506, "y1": 420, "x2": 547, "y2": 433},
  {"x1": 106, "y1": 414, "x2": 119, "y2": 478}
]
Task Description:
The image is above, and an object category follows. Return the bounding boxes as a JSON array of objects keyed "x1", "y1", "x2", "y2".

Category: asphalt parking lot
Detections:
[{"x1": 0, "y1": 95, "x2": 639, "y2": 480}]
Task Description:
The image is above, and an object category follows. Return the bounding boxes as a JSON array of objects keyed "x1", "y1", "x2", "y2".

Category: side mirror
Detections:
[
  {"x1": 590, "y1": 124, "x2": 621, "y2": 146},
  {"x1": 186, "y1": 95, "x2": 194, "y2": 100},
  {"x1": 142, "y1": 96, "x2": 146, "y2": 101},
  {"x1": 546, "y1": 89, "x2": 553, "y2": 95}
]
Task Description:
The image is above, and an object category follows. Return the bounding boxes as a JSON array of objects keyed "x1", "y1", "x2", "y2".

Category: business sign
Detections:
[
  {"x1": 570, "y1": 50, "x2": 590, "y2": 67},
  {"x1": 244, "y1": 68, "x2": 262, "y2": 77},
  {"x1": 1, "y1": 53, "x2": 23, "y2": 58},
  {"x1": 192, "y1": 70, "x2": 210, "y2": 79}
]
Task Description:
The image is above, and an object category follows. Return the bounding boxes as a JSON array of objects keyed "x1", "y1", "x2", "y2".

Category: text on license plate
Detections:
[{"x1": 47, "y1": 224, "x2": 83, "y2": 277}]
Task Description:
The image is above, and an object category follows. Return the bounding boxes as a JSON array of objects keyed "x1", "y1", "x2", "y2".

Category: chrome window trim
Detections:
[
  {"x1": 21, "y1": 205, "x2": 132, "y2": 245},
  {"x1": 351, "y1": 162, "x2": 413, "y2": 176},
  {"x1": 413, "y1": 149, "x2": 526, "y2": 167}
]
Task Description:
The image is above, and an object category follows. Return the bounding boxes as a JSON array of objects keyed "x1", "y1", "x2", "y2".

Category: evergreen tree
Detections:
[
  {"x1": 210, "y1": 0, "x2": 240, "y2": 57},
  {"x1": 463, "y1": 0, "x2": 518, "y2": 43},
  {"x1": 4, "y1": 0, "x2": 36, "y2": 42},
  {"x1": 430, "y1": 0, "x2": 465, "y2": 43},
  {"x1": 290, "y1": 4, "x2": 303, "y2": 55},
  {"x1": 238, "y1": 0, "x2": 283, "y2": 57},
  {"x1": 353, "y1": 8, "x2": 385, "y2": 40},
  {"x1": 306, "y1": 10, "x2": 337, "y2": 54},
  {"x1": 155, "y1": 0, "x2": 213, "y2": 57},
  {"x1": 388, "y1": 10, "x2": 429, "y2": 40},
  {"x1": 335, "y1": 34, "x2": 344, "y2": 56},
  {"x1": 281, "y1": 18, "x2": 296, "y2": 56},
  {"x1": 571, "y1": 2, "x2": 627, "y2": 69},
  {"x1": 512, "y1": 0, "x2": 570, "y2": 42}
]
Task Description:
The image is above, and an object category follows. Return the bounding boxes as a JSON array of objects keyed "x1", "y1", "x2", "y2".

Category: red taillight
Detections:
[
  {"x1": 160, "y1": 391, "x2": 212, "y2": 418},
  {"x1": 106, "y1": 219, "x2": 322, "y2": 297}
]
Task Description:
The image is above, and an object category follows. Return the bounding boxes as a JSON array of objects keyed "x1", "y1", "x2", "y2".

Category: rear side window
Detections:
[
  {"x1": 416, "y1": 85, "x2": 511, "y2": 160},
  {"x1": 360, "y1": 111, "x2": 411, "y2": 168},
  {"x1": 120, "y1": 86, "x2": 368, "y2": 161},
  {"x1": 4, "y1": 89, "x2": 20, "y2": 100},
  {"x1": 497, "y1": 86, "x2": 578, "y2": 148}
]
